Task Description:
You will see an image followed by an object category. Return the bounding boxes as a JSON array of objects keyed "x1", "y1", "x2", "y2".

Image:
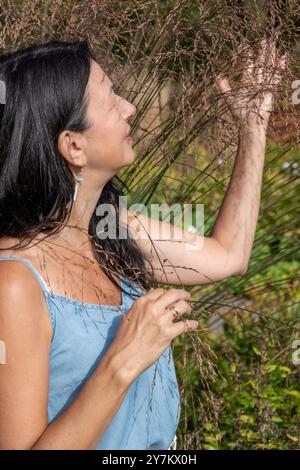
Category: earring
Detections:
[{"x1": 73, "y1": 173, "x2": 84, "y2": 202}]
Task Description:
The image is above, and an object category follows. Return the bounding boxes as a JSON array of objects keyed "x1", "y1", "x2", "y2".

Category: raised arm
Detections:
[{"x1": 121, "y1": 39, "x2": 287, "y2": 286}]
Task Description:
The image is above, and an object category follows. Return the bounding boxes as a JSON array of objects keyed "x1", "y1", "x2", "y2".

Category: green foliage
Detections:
[
  {"x1": 174, "y1": 292, "x2": 300, "y2": 449},
  {"x1": 170, "y1": 141, "x2": 300, "y2": 450}
]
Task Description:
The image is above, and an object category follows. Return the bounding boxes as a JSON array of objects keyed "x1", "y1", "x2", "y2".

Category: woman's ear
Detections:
[{"x1": 57, "y1": 130, "x2": 87, "y2": 168}]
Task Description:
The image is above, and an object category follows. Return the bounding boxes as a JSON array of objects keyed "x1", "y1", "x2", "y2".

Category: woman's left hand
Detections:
[{"x1": 215, "y1": 37, "x2": 287, "y2": 133}]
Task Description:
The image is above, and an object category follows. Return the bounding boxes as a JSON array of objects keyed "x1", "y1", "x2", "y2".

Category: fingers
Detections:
[
  {"x1": 255, "y1": 37, "x2": 287, "y2": 86},
  {"x1": 242, "y1": 52, "x2": 255, "y2": 84},
  {"x1": 171, "y1": 319, "x2": 199, "y2": 337},
  {"x1": 256, "y1": 38, "x2": 269, "y2": 83},
  {"x1": 153, "y1": 288, "x2": 191, "y2": 311},
  {"x1": 257, "y1": 37, "x2": 273, "y2": 65},
  {"x1": 145, "y1": 287, "x2": 166, "y2": 300},
  {"x1": 240, "y1": 42, "x2": 255, "y2": 84},
  {"x1": 275, "y1": 53, "x2": 288, "y2": 74},
  {"x1": 276, "y1": 53, "x2": 288, "y2": 69},
  {"x1": 254, "y1": 37, "x2": 276, "y2": 85},
  {"x1": 165, "y1": 298, "x2": 192, "y2": 320},
  {"x1": 215, "y1": 75, "x2": 231, "y2": 93},
  {"x1": 215, "y1": 76, "x2": 236, "y2": 110}
]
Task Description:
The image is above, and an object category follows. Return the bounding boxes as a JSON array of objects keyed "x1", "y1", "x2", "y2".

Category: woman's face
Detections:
[{"x1": 83, "y1": 59, "x2": 136, "y2": 174}]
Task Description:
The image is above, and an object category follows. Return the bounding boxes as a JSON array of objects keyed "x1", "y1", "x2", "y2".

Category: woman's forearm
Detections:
[
  {"x1": 210, "y1": 124, "x2": 267, "y2": 272},
  {"x1": 31, "y1": 352, "x2": 133, "y2": 450}
]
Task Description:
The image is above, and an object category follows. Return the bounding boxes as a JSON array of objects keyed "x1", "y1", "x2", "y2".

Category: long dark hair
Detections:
[{"x1": 0, "y1": 39, "x2": 157, "y2": 299}]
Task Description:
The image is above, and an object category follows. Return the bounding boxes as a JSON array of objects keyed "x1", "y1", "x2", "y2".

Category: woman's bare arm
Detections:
[
  {"x1": 31, "y1": 354, "x2": 130, "y2": 450},
  {"x1": 119, "y1": 40, "x2": 287, "y2": 287},
  {"x1": 0, "y1": 261, "x2": 133, "y2": 450}
]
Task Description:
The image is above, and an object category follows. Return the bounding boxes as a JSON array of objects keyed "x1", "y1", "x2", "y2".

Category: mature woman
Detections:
[{"x1": 0, "y1": 39, "x2": 285, "y2": 450}]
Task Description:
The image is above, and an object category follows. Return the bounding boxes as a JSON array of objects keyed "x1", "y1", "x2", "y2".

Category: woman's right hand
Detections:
[{"x1": 106, "y1": 287, "x2": 198, "y2": 383}]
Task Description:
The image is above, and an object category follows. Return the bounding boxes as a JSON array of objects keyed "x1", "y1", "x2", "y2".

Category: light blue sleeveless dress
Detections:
[{"x1": 0, "y1": 255, "x2": 180, "y2": 450}]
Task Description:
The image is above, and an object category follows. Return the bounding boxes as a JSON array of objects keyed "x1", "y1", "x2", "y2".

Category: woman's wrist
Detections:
[
  {"x1": 103, "y1": 344, "x2": 139, "y2": 387},
  {"x1": 239, "y1": 119, "x2": 268, "y2": 141}
]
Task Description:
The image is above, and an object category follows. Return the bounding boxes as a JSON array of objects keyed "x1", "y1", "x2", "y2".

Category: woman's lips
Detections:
[{"x1": 124, "y1": 136, "x2": 133, "y2": 144}]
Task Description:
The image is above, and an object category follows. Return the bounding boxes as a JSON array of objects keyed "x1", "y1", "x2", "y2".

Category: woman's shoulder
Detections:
[
  {"x1": 0, "y1": 237, "x2": 45, "y2": 294},
  {"x1": 0, "y1": 237, "x2": 52, "y2": 346}
]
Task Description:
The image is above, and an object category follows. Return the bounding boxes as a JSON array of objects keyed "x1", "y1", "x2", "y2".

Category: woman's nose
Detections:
[
  {"x1": 127, "y1": 101, "x2": 136, "y2": 118},
  {"x1": 128, "y1": 101, "x2": 137, "y2": 118},
  {"x1": 120, "y1": 97, "x2": 136, "y2": 120}
]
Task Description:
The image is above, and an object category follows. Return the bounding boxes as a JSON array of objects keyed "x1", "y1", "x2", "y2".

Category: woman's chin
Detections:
[{"x1": 123, "y1": 147, "x2": 136, "y2": 166}]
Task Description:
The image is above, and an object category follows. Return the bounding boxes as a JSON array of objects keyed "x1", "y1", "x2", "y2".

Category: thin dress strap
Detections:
[{"x1": 0, "y1": 255, "x2": 51, "y2": 293}]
